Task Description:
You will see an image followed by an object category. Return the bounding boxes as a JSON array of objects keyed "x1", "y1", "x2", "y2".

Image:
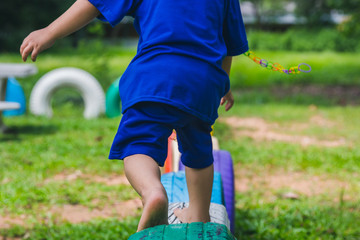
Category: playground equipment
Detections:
[
  {"x1": 178, "y1": 150, "x2": 235, "y2": 232},
  {"x1": 0, "y1": 63, "x2": 37, "y2": 132},
  {"x1": 105, "y1": 78, "x2": 121, "y2": 118},
  {"x1": 3, "y1": 77, "x2": 26, "y2": 117},
  {"x1": 30, "y1": 67, "x2": 105, "y2": 119},
  {"x1": 131, "y1": 132, "x2": 237, "y2": 239},
  {"x1": 161, "y1": 171, "x2": 223, "y2": 205},
  {"x1": 130, "y1": 222, "x2": 235, "y2": 240},
  {"x1": 168, "y1": 202, "x2": 230, "y2": 228}
]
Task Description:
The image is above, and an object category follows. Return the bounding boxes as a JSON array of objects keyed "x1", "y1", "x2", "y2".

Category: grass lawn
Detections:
[{"x1": 1, "y1": 49, "x2": 360, "y2": 239}]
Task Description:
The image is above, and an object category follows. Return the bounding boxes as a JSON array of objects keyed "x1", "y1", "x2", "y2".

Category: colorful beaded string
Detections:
[{"x1": 244, "y1": 51, "x2": 311, "y2": 74}]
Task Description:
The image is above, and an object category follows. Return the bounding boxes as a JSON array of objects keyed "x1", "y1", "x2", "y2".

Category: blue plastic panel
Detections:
[{"x1": 161, "y1": 171, "x2": 223, "y2": 205}]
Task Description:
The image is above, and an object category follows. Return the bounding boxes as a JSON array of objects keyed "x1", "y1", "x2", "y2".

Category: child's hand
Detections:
[
  {"x1": 20, "y1": 28, "x2": 55, "y2": 62},
  {"x1": 220, "y1": 90, "x2": 234, "y2": 111}
]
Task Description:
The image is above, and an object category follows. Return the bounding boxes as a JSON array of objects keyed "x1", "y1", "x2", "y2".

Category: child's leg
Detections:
[
  {"x1": 124, "y1": 154, "x2": 168, "y2": 232},
  {"x1": 174, "y1": 164, "x2": 214, "y2": 223}
]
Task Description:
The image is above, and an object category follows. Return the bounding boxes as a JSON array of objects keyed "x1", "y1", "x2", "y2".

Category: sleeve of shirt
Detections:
[
  {"x1": 88, "y1": 0, "x2": 138, "y2": 27},
  {"x1": 223, "y1": 0, "x2": 249, "y2": 56}
]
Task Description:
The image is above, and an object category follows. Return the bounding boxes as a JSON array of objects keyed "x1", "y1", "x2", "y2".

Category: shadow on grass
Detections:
[{"x1": 0, "y1": 124, "x2": 57, "y2": 142}]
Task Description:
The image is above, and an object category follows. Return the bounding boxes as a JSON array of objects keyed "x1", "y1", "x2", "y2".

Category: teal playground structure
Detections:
[
  {"x1": 130, "y1": 222, "x2": 235, "y2": 240},
  {"x1": 105, "y1": 78, "x2": 121, "y2": 118},
  {"x1": 130, "y1": 134, "x2": 237, "y2": 239}
]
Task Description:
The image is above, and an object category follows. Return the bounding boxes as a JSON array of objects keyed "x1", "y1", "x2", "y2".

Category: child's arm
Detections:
[
  {"x1": 220, "y1": 56, "x2": 234, "y2": 111},
  {"x1": 20, "y1": 0, "x2": 100, "y2": 62}
]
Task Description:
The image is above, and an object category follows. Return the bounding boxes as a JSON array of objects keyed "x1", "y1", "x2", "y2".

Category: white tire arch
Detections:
[{"x1": 30, "y1": 67, "x2": 105, "y2": 119}]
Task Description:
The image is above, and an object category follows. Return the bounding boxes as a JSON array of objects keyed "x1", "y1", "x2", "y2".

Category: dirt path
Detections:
[
  {"x1": 0, "y1": 198, "x2": 142, "y2": 229},
  {"x1": 234, "y1": 166, "x2": 355, "y2": 200},
  {"x1": 44, "y1": 170, "x2": 131, "y2": 186},
  {"x1": 1, "y1": 172, "x2": 139, "y2": 230},
  {"x1": 221, "y1": 115, "x2": 347, "y2": 147}
]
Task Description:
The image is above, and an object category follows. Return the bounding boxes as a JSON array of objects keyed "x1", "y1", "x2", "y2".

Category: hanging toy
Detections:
[{"x1": 243, "y1": 51, "x2": 312, "y2": 74}]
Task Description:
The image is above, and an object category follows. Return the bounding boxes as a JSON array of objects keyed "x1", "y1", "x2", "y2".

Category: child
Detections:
[{"x1": 20, "y1": 0, "x2": 248, "y2": 232}]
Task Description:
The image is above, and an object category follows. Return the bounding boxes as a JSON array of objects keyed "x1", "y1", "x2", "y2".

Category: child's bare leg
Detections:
[
  {"x1": 174, "y1": 164, "x2": 213, "y2": 223},
  {"x1": 124, "y1": 154, "x2": 168, "y2": 232}
]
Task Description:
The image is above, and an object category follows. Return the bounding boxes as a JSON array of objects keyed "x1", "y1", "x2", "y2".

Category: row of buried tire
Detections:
[
  {"x1": 131, "y1": 150, "x2": 236, "y2": 239},
  {"x1": 5, "y1": 67, "x2": 120, "y2": 119}
]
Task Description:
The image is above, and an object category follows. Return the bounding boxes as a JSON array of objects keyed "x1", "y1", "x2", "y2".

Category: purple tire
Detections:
[{"x1": 179, "y1": 150, "x2": 235, "y2": 233}]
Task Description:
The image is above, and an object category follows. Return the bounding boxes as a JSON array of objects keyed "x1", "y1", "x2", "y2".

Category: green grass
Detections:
[
  {"x1": 1, "y1": 103, "x2": 359, "y2": 239},
  {"x1": 1, "y1": 49, "x2": 360, "y2": 239},
  {"x1": 0, "y1": 112, "x2": 140, "y2": 216},
  {"x1": 216, "y1": 102, "x2": 360, "y2": 175},
  {"x1": 1, "y1": 218, "x2": 139, "y2": 240},
  {"x1": 235, "y1": 197, "x2": 360, "y2": 239}
]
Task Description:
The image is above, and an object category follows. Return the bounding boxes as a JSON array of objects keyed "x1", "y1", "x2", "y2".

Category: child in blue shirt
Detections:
[{"x1": 21, "y1": 0, "x2": 248, "y2": 232}]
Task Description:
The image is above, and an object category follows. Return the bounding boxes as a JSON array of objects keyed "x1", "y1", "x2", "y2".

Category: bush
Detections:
[{"x1": 247, "y1": 28, "x2": 360, "y2": 52}]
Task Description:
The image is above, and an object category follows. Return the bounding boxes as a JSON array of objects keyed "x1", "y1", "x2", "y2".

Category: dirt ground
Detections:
[{"x1": 221, "y1": 115, "x2": 347, "y2": 147}]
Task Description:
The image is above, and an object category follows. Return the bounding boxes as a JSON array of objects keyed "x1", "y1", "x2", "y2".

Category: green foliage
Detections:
[
  {"x1": 87, "y1": 22, "x2": 106, "y2": 38},
  {"x1": 0, "y1": 0, "x2": 74, "y2": 51},
  {"x1": 247, "y1": 28, "x2": 360, "y2": 52},
  {"x1": 292, "y1": 0, "x2": 360, "y2": 41},
  {"x1": 77, "y1": 40, "x2": 113, "y2": 89},
  {"x1": 329, "y1": 0, "x2": 360, "y2": 40},
  {"x1": 0, "y1": 0, "x2": 109, "y2": 52},
  {"x1": 242, "y1": 0, "x2": 288, "y2": 26},
  {"x1": 292, "y1": 0, "x2": 334, "y2": 26},
  {"x1": 327, "y1": 0, "x2": 360, "y2": 12}
]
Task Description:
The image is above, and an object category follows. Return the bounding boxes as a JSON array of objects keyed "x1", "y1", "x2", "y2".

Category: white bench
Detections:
[
  {"x1": 0, "y1": 102, "x2": 21, "y2": 111},
  {"x1": 0, "y1": 63, "x2": 37, "y2": 133}
]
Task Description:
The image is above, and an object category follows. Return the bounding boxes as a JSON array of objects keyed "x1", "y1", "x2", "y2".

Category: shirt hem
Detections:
[
  {"x1": 88, "y1": 0, "x2": 117, "y2": 27},
  {"x1": 227, "y1": 42, "x2": 249, "y2": 56},
  {"x1": 122, "y1": 97, "x2": 217, "y2": 124}
]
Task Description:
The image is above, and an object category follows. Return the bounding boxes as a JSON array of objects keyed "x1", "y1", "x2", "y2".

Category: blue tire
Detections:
[
  {"x1": 4, "y1": 77, "x2": 26, "y2": 117},
  {"x1": 213, "y1": 150, "x2": 235, "y2": 233},
  {"x1": 161, "y1": 171, "x2": 223, "y2": 205}
]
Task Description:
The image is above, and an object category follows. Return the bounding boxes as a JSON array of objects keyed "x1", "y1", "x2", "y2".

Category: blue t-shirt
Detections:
[{"x1": 89, "y1": 0, "x2": 248, "y2": 124}]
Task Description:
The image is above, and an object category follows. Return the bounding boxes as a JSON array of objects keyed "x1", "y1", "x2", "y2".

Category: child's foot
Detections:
[
  {"x1": 173, "y1": 207, "x2": 190, "y2": 223},
  {"x1": 173, "y1": 207, "x2": 210, "y2": 223},
  {"x1": 137, "y1": 189, "x2": 168, "y2": 232}
]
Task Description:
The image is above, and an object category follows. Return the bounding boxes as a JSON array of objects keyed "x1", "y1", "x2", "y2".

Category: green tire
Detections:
[
  {"x1": 105, "y1": 78, "x2": 121, "y2": 118},
  {"x1": 129, "y1": 222, "x2": 236, "y2": 240}
]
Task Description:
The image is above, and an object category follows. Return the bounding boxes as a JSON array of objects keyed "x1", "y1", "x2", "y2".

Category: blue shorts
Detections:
[{"x1": 109, "y1": 102, "x2": 214, "y2": 169}]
